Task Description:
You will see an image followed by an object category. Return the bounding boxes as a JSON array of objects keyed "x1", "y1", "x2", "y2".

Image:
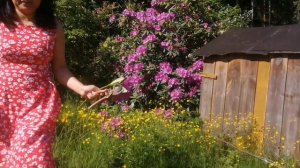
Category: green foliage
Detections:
[
  {"x1": 294, "y1": 0, "x2": 300, "y2": 22},
  {"x1": 56, "y1": 0, "x2": 117, "y2": 85},
  {"x1": 222, "y1": 0, "x2": 296, "y2": 26}
]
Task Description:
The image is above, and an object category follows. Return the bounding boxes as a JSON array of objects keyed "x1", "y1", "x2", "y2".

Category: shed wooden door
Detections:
[{"x1": 200, "y1": 54, "x2": 300, "y2": 159}]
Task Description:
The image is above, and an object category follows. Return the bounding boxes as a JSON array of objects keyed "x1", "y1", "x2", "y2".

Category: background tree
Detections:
[
  {"x1": 222, "y1": 0, "x2": 296, "y2": 26},
  {"x1": 294, "y1": 0, "x2": 300, "y2": 21}
]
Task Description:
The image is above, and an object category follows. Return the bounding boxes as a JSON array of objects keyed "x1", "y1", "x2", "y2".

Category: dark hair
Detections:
[{"x1": 0, "y1": 0, "x2": 57, "y2": 29}]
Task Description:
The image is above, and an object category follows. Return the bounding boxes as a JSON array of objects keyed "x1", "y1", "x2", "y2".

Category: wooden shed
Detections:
[{"x1": 194, "y1": 24, "x2": 300, "y2": 159}]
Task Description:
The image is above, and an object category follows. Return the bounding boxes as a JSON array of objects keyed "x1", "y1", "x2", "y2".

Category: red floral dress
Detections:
[{"x1": 0, "y1": 22, "x2": 61, "y2": 168}]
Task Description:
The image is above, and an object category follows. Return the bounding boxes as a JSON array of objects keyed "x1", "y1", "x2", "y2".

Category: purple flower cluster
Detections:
[
  {"x1": 187, "y1": 86, "x2": 199, "y2": 97},
  {"x1": 112, "y1": 1, "x2": 212, "y2": 105},
  {"x1": 136, "y1": 45, "x2": 148, "y2": 56},
  {"x1": 202, "y1": 22, "x2": 212, "y2": 32},
  {"x1": 152, "y1": 61, "x2": 202, "y2": 99},
  {"x1": 159, "y1": 62, "x2": 172, "y2": 74},
  {"x1": 122, "y1": 7, "x2": 175, "y2": 32},
  {"x1": 169, "y1": 88, "x2": 183, "y2": 101},
  {"x1": 164, "y1": 109, "x2": 174, "y2": 119},
  {"x1": 109, "y1": 15, "x2": 116, "y2": 23},
  {"x1": 155, "y1": 72, "x2": 169, "y2": 83},
  {"x1": 130, "y1": 30, "x2": 139, "y2": 36},
  {"x1": 156, "y1": 12, "x2": 176, "y2": 25},
  {"x1": 167, "y1": 78, "x2": 179, "y2": 87},
  {"x1": 123, "y1": 75, "x2": 144, "y2": 90},
  {"x1": 100, "y1": 115, "x2": 127, "y2": 139},
  {"x1": 155, "y1": 108, "x2": 174, "y2": 119},
  {"x1": 191, "y1": 60, "x2": 204, "y2": 71},
  {"x1": 122, "y1": 9, "x2": 136, "y2": 17},
  {"x1": 110, "y1": 117, "x2": 123, "y2": 129},
  {"x1": 127, "y1": 54, "x2": 141, "y2": 63},
  {"x1": 160, "y1": 41, "x2": 173, "y2": 51},
  {"x1": 124, "y1": 63, "x2": 144, "y2": 75},
  {"x1": 154, "y1": 62, "x2": 173, "y2": 84},
  {"x1": 175, "y1": 67, "x2": 191, "y2": 79},
  {"x1": 143, "y1": 34, "x2": 157, "y2": 44}
]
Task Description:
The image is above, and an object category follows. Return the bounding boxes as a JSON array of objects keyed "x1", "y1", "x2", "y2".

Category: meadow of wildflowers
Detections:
[{"x1": 53, "y1": 98, "x2": 299, "y2": 168}]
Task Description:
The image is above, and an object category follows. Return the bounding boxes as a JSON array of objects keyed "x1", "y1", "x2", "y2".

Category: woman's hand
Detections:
[{"x1": 80, "y1": 85, "x2": 109, "y2": 100}]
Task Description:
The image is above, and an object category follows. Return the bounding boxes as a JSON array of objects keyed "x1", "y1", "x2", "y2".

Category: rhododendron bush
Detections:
[{"x1": 101, "y1": 0, "x2": 249, "y2": 109}]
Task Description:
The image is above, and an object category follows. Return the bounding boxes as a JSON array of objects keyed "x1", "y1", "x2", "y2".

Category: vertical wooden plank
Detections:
[
  {"x1": 210, "y1": 60, "x2": 228, "y2": 121},
  {"x1": 253, "y1": 60, "x2": 271, "y2": 146},
  {"x1": 281, "y1": 57, "x2": 300, "y2": 158},
  {"x1": 200, "y1": 58, "x2": 215, "y2": 121},
  {"x1": 238, "y1": 59, "x2": 259, "y2": 120},
  {"x1": 224, "y1": 58, "x2": 242, "y2": 120},
  {"x1": 265, "y1": 57, "x2": 288, "y2": 155}
]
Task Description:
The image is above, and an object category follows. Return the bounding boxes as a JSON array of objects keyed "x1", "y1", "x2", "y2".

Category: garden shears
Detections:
[{"x1": 88, "y1": 77, "x2": 128, "y2": 109}]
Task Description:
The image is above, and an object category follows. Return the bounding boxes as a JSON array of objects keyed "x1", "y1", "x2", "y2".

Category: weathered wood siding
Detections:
[
  {"x1": 200, "y1": 54, "x2": 300, "y2": 159},
  {"x1": 265, "y1": 56, "x2": 288, "y2": 156},
  {"x1": 210, "y1": 58, "x2": 228, "y2": 121},
  {"x1": 200, "y1": 57, "x2": 215, "y2": 121},
  {"x1": 281, "y1": 56, "x2": 300, "y2": 159}
]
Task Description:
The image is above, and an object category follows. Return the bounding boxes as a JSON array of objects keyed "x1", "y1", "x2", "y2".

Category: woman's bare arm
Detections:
[{"x1": 52, "y1": 23, "x2": 106, "y2": 99}]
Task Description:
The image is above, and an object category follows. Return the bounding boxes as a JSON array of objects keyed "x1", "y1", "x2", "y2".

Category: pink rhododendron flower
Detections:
[
  {"x1": 187, "y1": 86, "x2": 198, "y2": 97},
  {"x1": 130, "y1": 30, "x2": 139, "y2": 36},
  {"x1": 203, "y1": 22, "x2": 209, "y2": 29},
  {"x1": 109, "y1": 15, "x2": 116, "y2": 23},
  {"x1": 168, "y1": 78, "x2": 180, "y2": 88},
  {"x1": 164, "y1": 109, "x2": 174, "y2": 119},
  {"x1": 155, "y1": 72, "x2": 169, "y2": 83},
  {"x1": 136, "y1": 11, "x2": 146, "y2": 22},
  {"x1": 124, "y1": 63, "x2": 134, "y2": 74},
  {"x1": 160, "y1": 41, "x2": 174, "y2": 51},
  {"x1": 143, "y1": 34, "x2": 157, "y2": 44},
  {"x1": 191, "y1": 74, "x2": 202, "y2": 82},
  {"x1": 169, "y1": 88, "x2": 183, "y2": 101},
  {"x1": 127, "y1": 54, "x2": 141, "y2": 63},
  {"x1": 145, "y1": 8, "x2": 158, "y2": 23},
  {"x1": 123, "y1": 75, "x2": 144, "y2": 89},
  {"x1": 175, "y1": 67, "x2": 191, "y2": 78},
  {"x1": 186, "y1": 74, "x2": 202, "y2": 85},
  {"x1": 133, "y1": 63, "x2": 144, "y2": 74},
  {"x1": 122, "y1": 9, "x2": 136, "y2": 17},
  {"x1": 192, "y1": 60, "x2": 204, "y2": 71},
  {"x1": 153, "y1": 25, "x2": 161, "y2": 31},
  {"x1": 136, "y1": 45, "x2": 148, "y2": 56},
  {"x1": 159, "y1": 62, "x2": 172, "y2": 74},
  {"x1": 157, "y1": 12, "x2": 176, "y2": 25},
  {"x1": 202, "y1": 23, "x2": 212, "y2": 32},
  {"x1": 185, "y1": 16, "x2": 192, "y2": 21},
  {"x1": 160, "y1": 41, "x2": 171, "y2": 49}
]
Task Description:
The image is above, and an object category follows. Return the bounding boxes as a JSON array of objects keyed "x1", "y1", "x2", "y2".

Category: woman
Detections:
[{"x1": 0, "y1": 0, "x2": 107, "y2": 167}]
